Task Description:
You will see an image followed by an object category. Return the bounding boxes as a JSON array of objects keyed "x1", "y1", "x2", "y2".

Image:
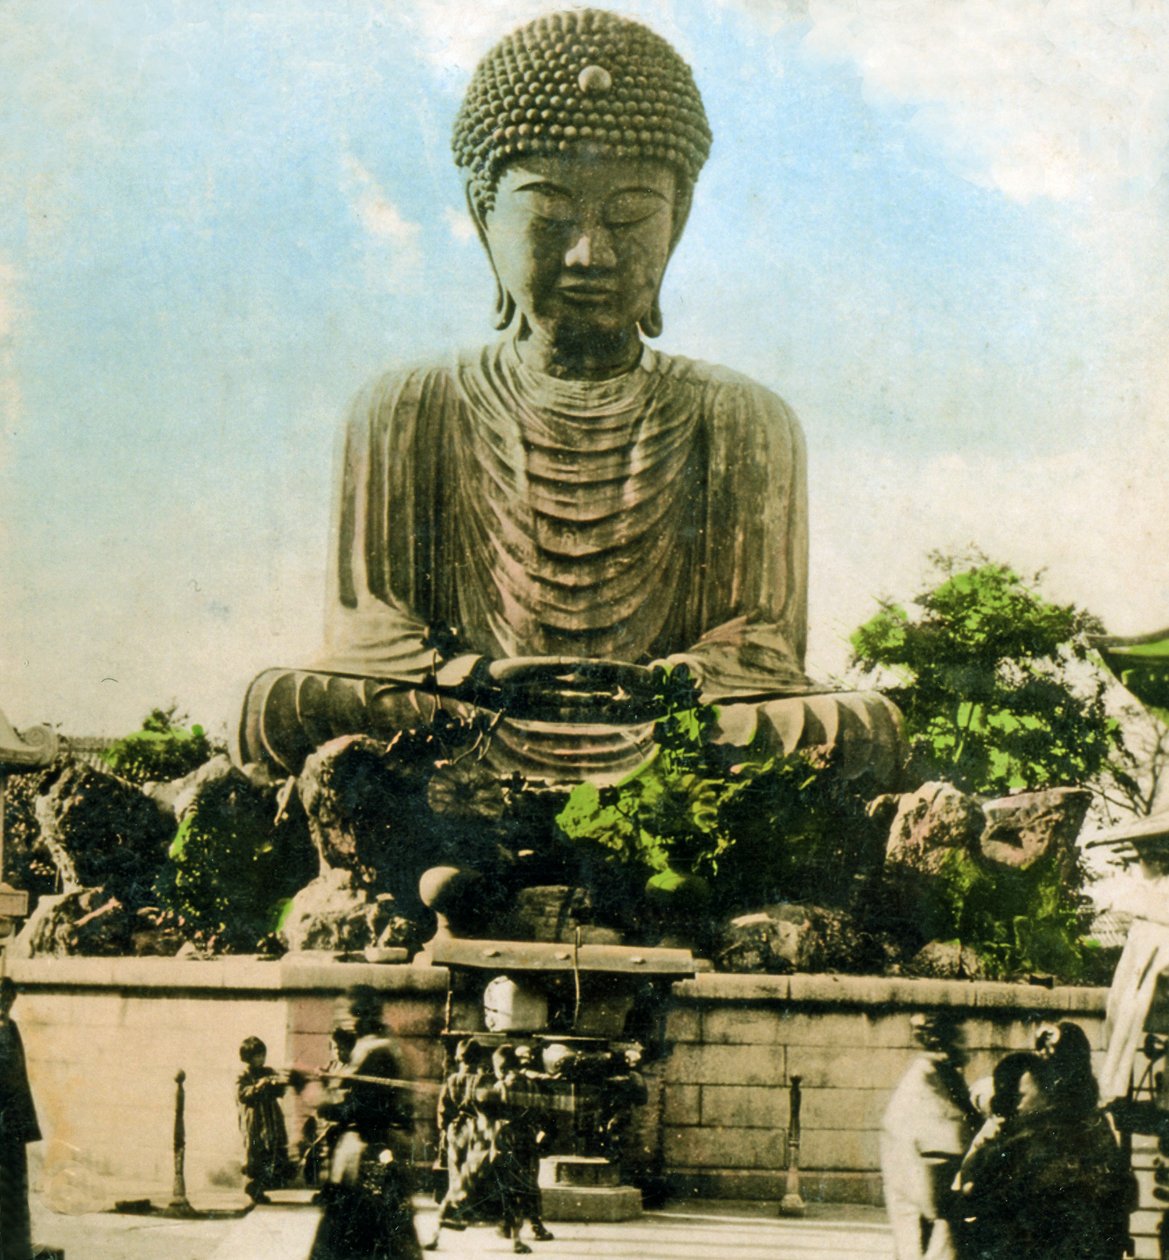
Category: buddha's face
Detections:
[{"x1": 482, "y1": 153, "x2": 677, "y2": 347}]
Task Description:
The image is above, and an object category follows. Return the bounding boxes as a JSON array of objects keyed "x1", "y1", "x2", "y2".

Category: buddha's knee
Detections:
[{"x1": 717, "y1": 691, "x2": 905, "y2": 789}]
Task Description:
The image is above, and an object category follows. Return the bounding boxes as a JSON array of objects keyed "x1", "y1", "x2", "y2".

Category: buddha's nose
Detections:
[{"x1": 564, "y1": 225, "x2": 616, "y2": 270}]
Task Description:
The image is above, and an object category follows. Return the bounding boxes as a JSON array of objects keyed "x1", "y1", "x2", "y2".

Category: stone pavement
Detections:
[{"x1": 31, "y1": 1193, "x2": 894, "y2": 1259}]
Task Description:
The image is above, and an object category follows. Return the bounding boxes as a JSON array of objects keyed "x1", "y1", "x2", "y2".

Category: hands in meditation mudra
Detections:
[{"x1": 238, "y1": 9, "x2": 904, "y2": 789}]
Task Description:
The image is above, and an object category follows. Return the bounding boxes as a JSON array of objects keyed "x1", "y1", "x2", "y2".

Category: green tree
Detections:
[
  {"x1": 851, "y1": 550, "x2": 1121, "y2": 797},
  {"x1": 103, "y1": 706, "x2": 219, "y2": 785}
]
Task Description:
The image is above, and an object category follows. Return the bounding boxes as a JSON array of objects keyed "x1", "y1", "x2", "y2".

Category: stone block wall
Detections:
[
  {"x1": 9, "y1": 955, "x2": 451, "y2": 1207},
  {"x1": 8, "y1": 956, "x2": 1109, "y2": 1207},
  {"x1": 660, "y1": 972, "x2": 1109, "y2": 1203}
]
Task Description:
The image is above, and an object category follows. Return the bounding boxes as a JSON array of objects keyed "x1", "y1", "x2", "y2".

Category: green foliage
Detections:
[
  {"x1": 851, "y1": 551, "x2": 1118, "y2": 797},
  {"x1": 555, "y1": 666, "x2": 880, "y2": 919},
  {"x1": 103, "y1": 706, "x2": 218, "y2": 785},
  {"x1": 155, "y1": 774, "x2": 315, "y2": 952},
  {"x1": 927, "y1": 849, "x2": 1094, "y2": 981}
]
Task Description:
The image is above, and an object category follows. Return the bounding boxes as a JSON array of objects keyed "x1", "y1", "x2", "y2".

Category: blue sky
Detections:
[{"x1": 2, "y1": 0, "x2": 1168, "y2": 738}]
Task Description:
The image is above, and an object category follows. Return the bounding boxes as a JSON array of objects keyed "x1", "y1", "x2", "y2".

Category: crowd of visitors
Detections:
[
  {"x1": 231, "y1": 992, "x2": 1139, "y2": 1260},
  {"x1": 427, "y1": 1039, "x2": 555, "y2": 1254},
  {"x1": 236, "y1": 986, "x2": 422, "y2": 1259},
  {"x1": 881, "y1": 1012, "x2": 1136, "y2": 1260}
]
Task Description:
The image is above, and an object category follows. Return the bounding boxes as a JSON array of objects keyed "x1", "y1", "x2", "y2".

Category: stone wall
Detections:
[
  {"x1": 10, "y1": 956, "x2": 449, "y2": 1209},
  {"x1": 8, "y1": 956, "x2": 1108, "y2": 1207},
  {"x1": 660, "y1": 972, "x2": 1108, "y2": 1204}
]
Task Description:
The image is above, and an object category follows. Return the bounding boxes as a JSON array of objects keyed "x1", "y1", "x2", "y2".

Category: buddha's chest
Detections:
[{"x1": 447, "y1": 398, "x2": 699, "y2": 564}]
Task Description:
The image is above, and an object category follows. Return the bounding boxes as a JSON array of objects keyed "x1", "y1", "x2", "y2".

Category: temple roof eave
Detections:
[{"x1": 0, "y1": 706, "x2": 58, "y2": 773}]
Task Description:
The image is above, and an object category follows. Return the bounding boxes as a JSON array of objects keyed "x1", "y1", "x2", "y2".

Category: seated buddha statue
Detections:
[{"x1": 237, "y1": 8, "x2": 904, "y2": 789}]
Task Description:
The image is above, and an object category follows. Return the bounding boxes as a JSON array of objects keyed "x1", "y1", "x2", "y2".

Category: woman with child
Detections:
[{"x1": 950, "y1": 1020, "x2": 1134, "y2": 1260}]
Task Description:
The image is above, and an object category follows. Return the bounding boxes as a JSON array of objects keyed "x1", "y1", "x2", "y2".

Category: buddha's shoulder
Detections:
[
  {"x1": 351, "y1": 357, "x2": 463, "y2": 412},
  {"x1": 654, "y1": 353, "x2": 802, "y2": 434}
]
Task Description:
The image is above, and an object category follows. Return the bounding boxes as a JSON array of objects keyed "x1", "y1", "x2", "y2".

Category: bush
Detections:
[
  {"x1": 155, "y1": 771, "x2": 315, "y2": 952},
  {"x1": 103, "y1": 706, "x2": 217, "y2": 785},
  {"x1": 554, "y1": 666, "x2": 881, "y2": 924},
  {"x1": 930, "y1": 848, "x2": 1094, "y2": 980}
]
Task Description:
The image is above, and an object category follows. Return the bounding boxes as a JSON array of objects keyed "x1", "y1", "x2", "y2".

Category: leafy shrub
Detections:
[
  {"x1": 929, "y1": 848, "x2": 1094, "y2": 980},
  {"x1": 103, "y1": 706, "x2": 217, "y2": 785},
  {"x1": 155, "y1": 772, "x2": 315, "y2": 952},
  {"x1": 554, "y1": 666, "x2": 881, "y2": 922}
]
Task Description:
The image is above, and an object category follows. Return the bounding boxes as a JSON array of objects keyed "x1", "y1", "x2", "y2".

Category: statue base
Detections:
[{"x1": 537, "y1": 1156, "x2": 642, "y2": 1222}]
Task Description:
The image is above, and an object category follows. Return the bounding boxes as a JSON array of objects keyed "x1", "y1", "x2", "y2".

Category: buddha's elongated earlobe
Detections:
[
  {"x1": 466, "y1": 182, "x2": 516, "y2": 331},
  {"x1": 640, "y1": 184, "x2": 690, "y2": 339},
  {"x1": 494, "y1": 282, "x2": 516, "y2": 331}
]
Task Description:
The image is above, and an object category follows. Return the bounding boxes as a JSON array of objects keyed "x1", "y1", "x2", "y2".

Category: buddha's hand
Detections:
[
  {"x1": 647, "y1": 654, "x2": 706, "y2": 691},
  {"x1": 432, "y1": 653, "x2": 493, "y2": 696},
  {"x1": 444, "y1": 656, "x2": 663, "y2": 722}
]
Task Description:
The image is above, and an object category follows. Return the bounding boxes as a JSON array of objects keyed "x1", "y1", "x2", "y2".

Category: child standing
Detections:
[{"x1": 237, "y1": 1035, "x2": 292, "y2": 1204}]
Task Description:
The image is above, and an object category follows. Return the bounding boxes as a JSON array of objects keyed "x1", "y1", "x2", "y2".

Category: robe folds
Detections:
[
  {"x1": 321, "y1": 339, "x2": 809, "y2": 698},
  {"x1": 239, "y1": 338, "x2": 903, "y2": 783}
]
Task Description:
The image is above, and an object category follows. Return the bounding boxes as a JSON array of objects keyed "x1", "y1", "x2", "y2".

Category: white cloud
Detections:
[
  {"x1": 794, "y1": 0, "x2": 1169, "y2": 208},
  {"x1": 343, "y1": 156, "x2": 422, "y2": 248},
  {"x1": 443, "y1": 205, "x2": 478, "y2": 244},
  {"x1": 390, "y1": 0, "x2": 702, "y2": 81},
  {"x1": 389, "y1": 0, "x2": 544, "y2": 75},
  {"x1": 341, "y1": 155, "x2": 424, "y2": 291}
]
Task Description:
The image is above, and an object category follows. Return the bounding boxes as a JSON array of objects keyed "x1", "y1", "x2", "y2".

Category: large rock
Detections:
[
  {"x1": 0, "y1": 761, "x2": 65, "y2": 909},
  {"x1": 875, "y1": 783, "x2": 987, "y2": 950},
  {"x1": 171, "y1": 753, "x2": 242, "y2": 820},
  {"x1": 14, "y1": 888, "x2": 134, "y2": 957},
  {"x1": 716, "y1": 903, "x2": 894, "y2": 974},
  {"x1": 33, "y1": 761, "x2": 173, "y2": 903},
  {"x1": 143, "y1": 753, "x2": 296, "y2": 823},
  {"x1": 979, "y1": 787, "x2": 1092, "y2": 874},
  {"x1": 279, "y1": 867, "x2": 422, "y2": 954},
  {"x1": 883, "y1": 781, "x2": 985, "y2": 875},
  {"x1": 904, "y1": 939, "x2": 989, "y2": 980},
  {"x1": 296, "y1": 736, "x2": 444, "y2": 910}
]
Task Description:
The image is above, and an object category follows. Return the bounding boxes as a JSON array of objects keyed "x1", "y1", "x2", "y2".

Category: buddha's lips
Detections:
[{"x1": 558, "y1": 283, "x2": 618, "y2": 303}]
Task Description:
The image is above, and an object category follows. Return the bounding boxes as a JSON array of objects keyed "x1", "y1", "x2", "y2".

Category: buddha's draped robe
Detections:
[
  {"x1": 325, "y1": 341, "x2": 808, "y2": 694},
  {"x1": 240, "y1": 340, "x2": 902, "y2": 783}
]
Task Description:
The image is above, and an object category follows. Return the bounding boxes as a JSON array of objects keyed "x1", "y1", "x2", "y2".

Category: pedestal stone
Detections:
[{"x1": 537, "y1": 1156, "x2": 642, "y2": 1222}]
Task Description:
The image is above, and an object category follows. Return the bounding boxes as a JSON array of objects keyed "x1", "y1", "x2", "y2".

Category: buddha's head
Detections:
[{"x1": 453, "y1": 10, "x2": 711, "y2": 363}]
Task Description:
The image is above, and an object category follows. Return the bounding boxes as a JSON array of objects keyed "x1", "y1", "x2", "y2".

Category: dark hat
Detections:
[
  {"x1": 347, "y1": 984, "x2": 384, "y2": 1023},
  {"x1": 910, "y1": 1010, "x2": 964, "y2": 1049}
]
